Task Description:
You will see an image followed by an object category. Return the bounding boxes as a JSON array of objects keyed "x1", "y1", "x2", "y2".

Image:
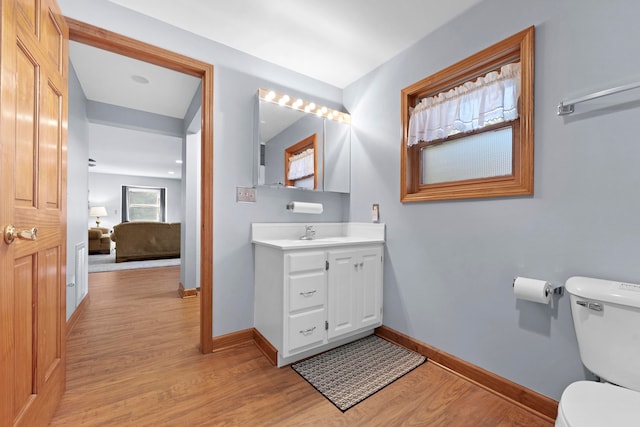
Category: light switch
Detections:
[{"x1": 236, "y1": 187, "x2": 257, "y2": 203}]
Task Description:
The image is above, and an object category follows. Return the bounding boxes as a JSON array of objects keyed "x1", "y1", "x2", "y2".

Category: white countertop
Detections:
[{"x1": 251, "y1": 222, "x2": 385, "y2": 250}]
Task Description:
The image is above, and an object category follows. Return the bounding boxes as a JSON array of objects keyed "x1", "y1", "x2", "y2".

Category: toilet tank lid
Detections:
[{"x1": 566, "y1": 276, "x2": 640, "y2": 309}]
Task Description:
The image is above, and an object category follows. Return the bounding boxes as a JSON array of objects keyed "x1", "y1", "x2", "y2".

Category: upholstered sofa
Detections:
[
  {"x1": 111, "y1": 222, "x2": 181, "y2": 263},
  {"x1": 88, "y1": 227, "x2": 112, "y2": 254}
]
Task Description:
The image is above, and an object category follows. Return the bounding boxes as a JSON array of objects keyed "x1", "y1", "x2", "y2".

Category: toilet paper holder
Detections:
[
  {"x1": 513, "y1": 277, "x2": 564, "y2": 297},
  {"x1": 286, "y1": 201, "x2": 324, "y2": 214}
]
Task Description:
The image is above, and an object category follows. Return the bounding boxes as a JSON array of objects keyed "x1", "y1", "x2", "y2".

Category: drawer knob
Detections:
[{"x1": 299, "y1": 290, "x2": 317, "y2": 297}]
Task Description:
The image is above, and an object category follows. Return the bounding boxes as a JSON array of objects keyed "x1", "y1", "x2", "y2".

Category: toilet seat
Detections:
[{"x1": 556, "y1": 381, "x2": 640, "y2": 427}]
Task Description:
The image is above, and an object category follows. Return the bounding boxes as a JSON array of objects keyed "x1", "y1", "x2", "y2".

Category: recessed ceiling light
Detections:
[
  {"x1": 131, "y1": 74, "x2": 149, "y2": 84},
  {"x1": 168, "y1": 171, "x2": 175, "y2": 175},
  {"x1": 175, "y1": 160, "x2": 183, "y2": 164}
]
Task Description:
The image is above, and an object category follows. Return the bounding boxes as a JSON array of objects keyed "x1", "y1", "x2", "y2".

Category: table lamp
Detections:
[{"x1": 89, "y1": 206, "x2": 107, "y2": 227}]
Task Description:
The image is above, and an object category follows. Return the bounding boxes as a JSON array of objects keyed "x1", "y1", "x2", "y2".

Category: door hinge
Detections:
[
  {"x1": 325, "y1": 260, "x2": 329, "y2": 270},
  {"x1": 325, "y1": 320, "x2": 328, "y2": 330}
]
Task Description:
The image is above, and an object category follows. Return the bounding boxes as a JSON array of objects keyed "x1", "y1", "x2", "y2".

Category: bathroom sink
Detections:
[
  {"x1": 279, "y1": 238, "x2": 344, "y2": 245},
  {"x1": 312, "y1": 237, "x2": 350, "y2": 243},
  {"x1": 258, "y1": 236, "x2": 376, "y2": 249},
  {"x1": 251, "y1": 222, "x2": 386, "y2": 250}
]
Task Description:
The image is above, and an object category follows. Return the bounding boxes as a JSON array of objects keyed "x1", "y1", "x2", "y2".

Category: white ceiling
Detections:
[
  {"x1": 69, "y1": 41, "x2": 201, "y2": 119},
  {"x1": 87, "y1": 123, "x2": 183, "y2": 179},
  {"x1": 108, "y1": 0, "x2": 484, "y2": 88},
  {"x1": 72, "y1": 0, "x2": 484, "y2": 179},
  {"x1": 69, "y1": 42, "x2": 198, "y2": 180}
]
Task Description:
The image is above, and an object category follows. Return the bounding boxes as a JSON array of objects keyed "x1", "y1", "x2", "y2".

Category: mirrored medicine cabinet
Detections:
[{"x1": 254, "y1": 88, "x2": 351, "y2": 193}]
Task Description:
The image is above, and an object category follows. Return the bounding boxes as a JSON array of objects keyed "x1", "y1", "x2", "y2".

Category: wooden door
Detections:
[{"x1": 0, "y1": 0, "x2": 68, "y2": 426}]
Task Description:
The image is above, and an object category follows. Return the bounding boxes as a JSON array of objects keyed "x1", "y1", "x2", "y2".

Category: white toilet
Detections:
[{"x1": 556, "y1": 276, "x2": 640, "y2": 426}]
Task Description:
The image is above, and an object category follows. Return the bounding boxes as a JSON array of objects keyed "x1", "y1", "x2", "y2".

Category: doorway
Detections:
[{"x1": 67, "y1": 17, "x2": 214, "y2": 353}]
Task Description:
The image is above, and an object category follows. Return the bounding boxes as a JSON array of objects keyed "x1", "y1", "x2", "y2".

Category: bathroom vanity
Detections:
[{"x1": 252, "y1": 222, "x2": 385, "y2": 367}]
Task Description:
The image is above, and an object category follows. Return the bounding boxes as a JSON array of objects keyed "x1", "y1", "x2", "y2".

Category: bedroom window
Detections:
[
  {"x1": 122, "y1": 186, "x2": 167, "y2": 222},
  {"x1": 401, "y1": 26, "x2": 534, "y2": 202}
]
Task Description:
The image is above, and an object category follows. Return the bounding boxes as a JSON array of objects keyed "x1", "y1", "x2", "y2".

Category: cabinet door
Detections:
[
  {"x1": 327, "y1": 249, "x2": 359, "y2": 339},
  {"x1": 327, "y1": 246, "x2": 383, "y2": 340},
  {"x1": 357, "y1": 246, "x2": 383, "y2": 328}
]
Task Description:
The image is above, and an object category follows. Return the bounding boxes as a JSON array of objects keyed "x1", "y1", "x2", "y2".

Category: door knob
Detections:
[{"x1": 3, "y1": 225, "x2": 38, "y2": 245}]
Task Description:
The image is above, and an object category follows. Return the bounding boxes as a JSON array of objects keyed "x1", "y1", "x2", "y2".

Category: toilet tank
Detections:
[{"x1": 566, "y1": 276, "x2": 640, "y2": 391}]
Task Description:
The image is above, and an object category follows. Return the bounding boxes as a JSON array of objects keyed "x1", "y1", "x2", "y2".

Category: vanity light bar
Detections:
[{"x1": 259, "y1": 88, "x2": 351, "y2": 124}]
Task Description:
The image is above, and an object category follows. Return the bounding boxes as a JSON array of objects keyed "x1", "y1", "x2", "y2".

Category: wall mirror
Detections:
[{"x1": 255, "y1": 88, "x2": 351, "y2": 193}]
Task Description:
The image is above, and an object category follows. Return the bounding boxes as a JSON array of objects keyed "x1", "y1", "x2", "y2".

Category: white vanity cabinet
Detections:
[{"x1": 253, "y1": 238, "x2": 384, "y2": 367}]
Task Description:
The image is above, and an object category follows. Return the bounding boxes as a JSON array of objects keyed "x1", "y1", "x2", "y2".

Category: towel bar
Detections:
[{"x1": 557, "y1": 80, "x2": 640, "y2": 115}]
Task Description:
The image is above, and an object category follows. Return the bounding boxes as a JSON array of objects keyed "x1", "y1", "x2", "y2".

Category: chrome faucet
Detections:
[{"x1": 300, "y1": 225, "x2": 316, "y2": 240}]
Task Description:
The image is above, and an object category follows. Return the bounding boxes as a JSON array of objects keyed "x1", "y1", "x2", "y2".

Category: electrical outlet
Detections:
[
  {"x1": 372, "y1": 203, "x2": 380, "y2": 222},
  {"x1": 236, "y1": 186, "x2": 256, "y2": 203}
]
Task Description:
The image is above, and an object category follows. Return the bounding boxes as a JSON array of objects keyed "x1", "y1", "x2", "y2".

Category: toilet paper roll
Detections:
[
  {"x1": 513, "y1": 277, "x2": 551, "y2": 304},
  {"x1": 287, "y1": 201, "x2": 323, "y2": 214}
]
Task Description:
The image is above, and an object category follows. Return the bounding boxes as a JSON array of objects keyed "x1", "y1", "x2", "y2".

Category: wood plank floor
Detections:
[{"x1": 51, "y1": 266, "x2": 553, "y2": 426}]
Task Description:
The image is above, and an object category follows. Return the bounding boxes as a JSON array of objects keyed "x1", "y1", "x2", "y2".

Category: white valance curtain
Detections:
[
  {"x1": 407, "y1": 62, "x2": 521, "y2": 146},
  {"x1": 288, "y1": 148, "x2": 315, "y2": 180}
]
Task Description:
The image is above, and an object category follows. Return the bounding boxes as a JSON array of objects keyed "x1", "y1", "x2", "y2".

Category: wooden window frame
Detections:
[
  {"x1": 401, "y1": 26, "x2": 534, "y2": 202},
  {"x1": 284, "y1": 133, "x2": 318, "y2": 189}
]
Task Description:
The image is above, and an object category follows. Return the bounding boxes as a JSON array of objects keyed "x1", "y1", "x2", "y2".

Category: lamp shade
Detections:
[{"x1": 89, "y1": 206, "x2": 107, "y2": 217}]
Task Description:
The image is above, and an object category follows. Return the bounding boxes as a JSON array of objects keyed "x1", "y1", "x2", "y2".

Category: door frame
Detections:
[{"x1": 66, "y1": 18, "x2": 214, "y2": 353}]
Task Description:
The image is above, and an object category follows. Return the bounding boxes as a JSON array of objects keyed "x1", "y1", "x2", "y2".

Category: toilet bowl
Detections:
[{"x1": 556, "y1": 381, "x2": 640, "y2": 427}]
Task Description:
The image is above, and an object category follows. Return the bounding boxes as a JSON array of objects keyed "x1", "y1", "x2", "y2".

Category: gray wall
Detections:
[
  {"x1": 88, "y1": 172, "x2": 182, "y2": 231},
  {"x1": 181, "y1": 131, "x2": 201, "y2": 289},
  {"x1": 211, "y1": 67, "x2": 349, "y2": 334},
  {"x1": 344, "y1": 0, "x2": 640, "y2": 400},
  {"x1": 66, "y1": 64, "x2": 90, "y2": 320},
  {"x1": 58, "y1": 0, "x2": 640, "y2": 403}
]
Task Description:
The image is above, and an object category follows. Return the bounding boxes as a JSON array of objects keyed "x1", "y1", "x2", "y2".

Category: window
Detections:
[
  {"x1": 284, "y1": 133, "x2": 318, "y2": 189},
  {"x1": 122, "y1": 186, "x2": 167, "y2": 222},
  {"x1": 401, "y1": 26, "x2": 534, "y2": 202}
]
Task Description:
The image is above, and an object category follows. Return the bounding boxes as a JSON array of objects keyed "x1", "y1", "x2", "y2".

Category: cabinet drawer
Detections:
[
  {"x1": 289, "y1": 272, "x2": 325, "y2": 312},
  {"x1": 286, "y1": 251, "x2": 325, "y2": 273},
  {"x1": 287, "y1": 309, "x2": 325, "y2": 354}
]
